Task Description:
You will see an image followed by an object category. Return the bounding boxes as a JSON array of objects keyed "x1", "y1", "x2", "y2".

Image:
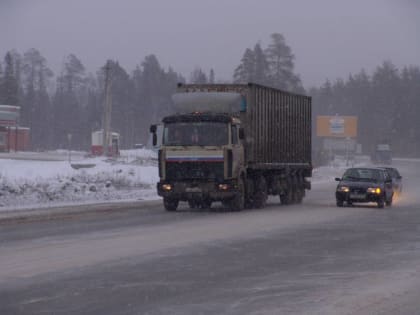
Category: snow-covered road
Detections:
[{"x1": 1, "y1": 158, "x2": 420, "y2": 314}]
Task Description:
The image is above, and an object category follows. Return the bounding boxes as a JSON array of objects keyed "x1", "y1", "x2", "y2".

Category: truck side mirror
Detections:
[
  {"x1": 238, "y1": 128, "x2": 245, "y2": 140},
  {"x1": 150, "y1": 124, "x2": 157, "y2": 146},
  {"x1": 152, "y1": 133, "x2": 157, "y2": 146}
]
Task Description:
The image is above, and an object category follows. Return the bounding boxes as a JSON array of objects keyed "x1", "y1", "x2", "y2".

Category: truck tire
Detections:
[
  {"x1": 295, "y1": 188, "x2": 304, "y2": 204},
  {"x1": 229, "y1": 178, "x2": 245, "y2": 211},
  {"x1": 164, "y1": 197, "x2": 179, "y2": 211},
  {"x1": 253, "y1": 176, "x2": 267, "y2": 209},
  {"x1": 280, "y1": 190, "x2": 293, "y2": 205}
]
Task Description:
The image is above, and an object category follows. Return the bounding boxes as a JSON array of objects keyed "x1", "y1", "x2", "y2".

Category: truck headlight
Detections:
[
  {"x1": 218, "y1": 183, "x2": 229, "y2": 191},
  {"x1": 337, "y1": 186, "x2": 350, "y2": 192},
  {"x1": 162, "y1": 184, "x2": 172, "y2": 191},
  {"x1": 367, "y1": 187, "x2": 381, "y2": 194}
]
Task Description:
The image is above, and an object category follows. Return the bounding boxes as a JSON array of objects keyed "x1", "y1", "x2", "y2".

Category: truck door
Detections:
[{"x1": 231, "y1": 124, "x2": 244, "y2": 177}]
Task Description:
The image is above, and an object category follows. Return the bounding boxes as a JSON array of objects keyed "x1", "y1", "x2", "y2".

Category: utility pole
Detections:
[{"x1": 102, "y1": 60, "x2": 113, "y2": 157}]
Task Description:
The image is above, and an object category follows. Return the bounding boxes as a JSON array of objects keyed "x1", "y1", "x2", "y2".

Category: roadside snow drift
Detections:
[{"x1": 0, "y1": 149, "x2": 159, "y2": 211}]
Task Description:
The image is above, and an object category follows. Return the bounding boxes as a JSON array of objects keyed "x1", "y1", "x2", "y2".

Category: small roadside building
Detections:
[
  {"x1": 0, "y1": 105, "x2": 30, "y2": 152},
  {"x1": 91, "y1": 130, "x2": 120, "y2": 156}
]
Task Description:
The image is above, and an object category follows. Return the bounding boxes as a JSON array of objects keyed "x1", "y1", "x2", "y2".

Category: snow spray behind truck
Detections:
[{"x1": 150, "y1": 83, "x2": 312, "y2": 211}]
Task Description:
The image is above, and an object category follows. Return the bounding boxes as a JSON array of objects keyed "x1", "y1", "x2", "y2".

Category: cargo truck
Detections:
[
  {"x1": 371, "y1": 143, "x2": 392, "y2": 165},
  {"x1": 150, "y1": 83, "x2": 312, "y2": 211}
]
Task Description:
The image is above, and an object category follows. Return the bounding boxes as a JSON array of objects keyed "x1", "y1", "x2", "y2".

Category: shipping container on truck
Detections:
[{"x1": 151, "y1": 83, "x2": 312, "y2": 211}]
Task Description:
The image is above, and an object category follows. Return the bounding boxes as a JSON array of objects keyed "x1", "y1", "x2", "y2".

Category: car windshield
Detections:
[
  {"x1": 342, "y1": 168, "x2": 382, "y2": 181},
  {"x1": 163, "y1": 122, "x2": 228, "y2": 146}
]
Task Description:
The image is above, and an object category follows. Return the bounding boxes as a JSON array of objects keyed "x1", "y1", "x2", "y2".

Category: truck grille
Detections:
[{"x1": 166, "y1": 162, "x2": 224, "y2": 180}]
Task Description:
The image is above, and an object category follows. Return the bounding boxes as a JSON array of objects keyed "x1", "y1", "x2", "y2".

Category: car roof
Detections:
[
  {"x1": 377, "y1": 166, "x2": 400, "y2": 175},
  {"x1": 345, "y1": 167, "x2": 383, "y2": 171}
]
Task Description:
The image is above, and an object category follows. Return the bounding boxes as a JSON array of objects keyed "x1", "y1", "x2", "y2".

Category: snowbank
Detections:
[{"x1": 0, "y1": 149, "x2": 159, "y2": 211}]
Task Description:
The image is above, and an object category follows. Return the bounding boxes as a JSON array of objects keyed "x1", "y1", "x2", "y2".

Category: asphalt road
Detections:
[{"x1": 1, "y1": 160, "x2": 420, "y2": 315}]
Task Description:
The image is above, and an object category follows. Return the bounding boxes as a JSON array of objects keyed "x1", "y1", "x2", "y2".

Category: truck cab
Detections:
[
  {"x1": 371, "y1": 143, "x2": 392, "y2": 165},
  {"x1": 151, "y1": 112, "x2": 245, "y2": 211}
]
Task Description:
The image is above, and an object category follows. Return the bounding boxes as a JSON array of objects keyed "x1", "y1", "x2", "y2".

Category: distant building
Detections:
[
  {"x1": 91, "y1": 130, "x2": 120, "y2": 156},
  {"x1": 0, "y1": 105, "x2": 30, "y2": 152}
]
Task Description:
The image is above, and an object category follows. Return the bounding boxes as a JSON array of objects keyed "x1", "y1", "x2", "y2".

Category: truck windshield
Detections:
[{"x1": 163, "y1": 122, "x2": 228, "y2": 146}]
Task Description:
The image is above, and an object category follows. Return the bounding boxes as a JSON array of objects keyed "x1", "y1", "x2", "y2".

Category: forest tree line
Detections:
[
  {"x1": 309, "y1": 61, "x2": 420, "y2": 156},
  {"x1": 0, "y1": 33, "x2": 419, "y2": 156},
  {"x1": 0, "y1": 49, "x2": 187, "y2": 150}
]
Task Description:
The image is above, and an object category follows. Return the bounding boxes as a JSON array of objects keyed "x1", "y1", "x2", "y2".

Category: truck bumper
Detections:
[{"x1": 157, "y1": 181, "x2": 237, "y2": 201}]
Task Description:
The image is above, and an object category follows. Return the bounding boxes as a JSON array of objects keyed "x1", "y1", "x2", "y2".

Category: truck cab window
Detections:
[{"x1": 164, "y1": 122, "x2": 228, "y2": 146}]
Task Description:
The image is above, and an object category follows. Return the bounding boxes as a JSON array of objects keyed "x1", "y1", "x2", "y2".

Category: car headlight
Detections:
[
  {"x1": 337, "y1": 186, "x2": 350, "y2": 192},
  {"x1": 367, "y1": 187, "x2": 381, "y2": 194}
]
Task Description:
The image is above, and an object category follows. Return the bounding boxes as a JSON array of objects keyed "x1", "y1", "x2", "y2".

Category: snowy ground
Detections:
[
  {"x1": 0, "y1": 151, "x2": 367, "y2": 212},
  {"x1": 0, "y1": 149, "x2": 159, "y2": 212}
]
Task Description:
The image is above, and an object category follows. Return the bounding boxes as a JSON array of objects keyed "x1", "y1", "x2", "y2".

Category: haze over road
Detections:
[{"x1": 1, "y1": 159, "x2": 420, "y2": 314}]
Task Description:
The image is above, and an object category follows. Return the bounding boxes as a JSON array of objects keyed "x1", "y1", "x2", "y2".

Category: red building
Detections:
[
  {"x1": 91, "y1": 130, "x2": 120, "y2": 156},
  {"x1": 0, "y1": 105, "x2": 30, "y2": 152}
]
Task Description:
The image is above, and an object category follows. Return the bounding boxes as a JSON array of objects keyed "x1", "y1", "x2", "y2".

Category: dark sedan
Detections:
[{"x1": 335, "y1": 167, "x2": 394, "y2": 208}]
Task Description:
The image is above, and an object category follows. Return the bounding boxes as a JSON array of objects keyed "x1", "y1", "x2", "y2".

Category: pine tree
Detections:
[
  {"x1": 106, "y1": 60, "x2": 135, "y2": 148},
  {"x1": 209, "y1": 69, "x2": 215, "y2": 84},
  {"x1": 53, "y1": 54, "x2": 86, "y2": 149},
  {"x1": 190, "y1": 67, "x2": 208, "y2": 84},
  {"x1": 2, "y1": 52, "x2": 19, "y2": 105},
  {"x1": 253, "y1": 43, "x2": 269, "y2": 85},
  {"x1": 371, "y1": 61, "x2": 401, "y2": 147},
  {"x1": 21, "y1": 49, "x2": 54, "y2": 149},
  {"x1": 233, "y1": 48, "x2": 255, "y2": 83},
  {"x1": 265, "y1": 33, "x2": 302, "y2": 92},
  {"x1": 0, "y1": 62, "x2": 3, "y2": 103}
]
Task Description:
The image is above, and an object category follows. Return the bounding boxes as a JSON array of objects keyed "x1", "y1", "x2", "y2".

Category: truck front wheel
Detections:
[
  {"x1": 229, "y1": 178, "x2": 245, "y2": 211},
  {"x1": 164, "y1": 197, "x2": 179, "y2": 211}
]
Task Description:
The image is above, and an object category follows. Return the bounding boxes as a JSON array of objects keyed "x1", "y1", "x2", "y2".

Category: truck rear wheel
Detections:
[
  {"x1": 294, "y1": 188, "x2": 304, "y2": 204},
  {"x1": 252, "y1": 176, "x2": 267, "y2": 209},
  {"x1": 229, "y1": 178, "x2": 245, "y2": 211},
  {"x1": 164, "y1": 197, "x2": 179, "y2": 211},
  {"x1": 280, "y1": 190, "x2": 293, "y2": 205}
]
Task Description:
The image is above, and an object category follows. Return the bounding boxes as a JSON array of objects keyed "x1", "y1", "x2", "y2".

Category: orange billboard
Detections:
[{"x1": 316, "y1": 115, "x2": 358, "y2": 138}]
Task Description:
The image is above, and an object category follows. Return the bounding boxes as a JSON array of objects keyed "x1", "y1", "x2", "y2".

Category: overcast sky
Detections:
[{"x1": 1, "y1": 0, "x2": 419, "y2": 88}]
